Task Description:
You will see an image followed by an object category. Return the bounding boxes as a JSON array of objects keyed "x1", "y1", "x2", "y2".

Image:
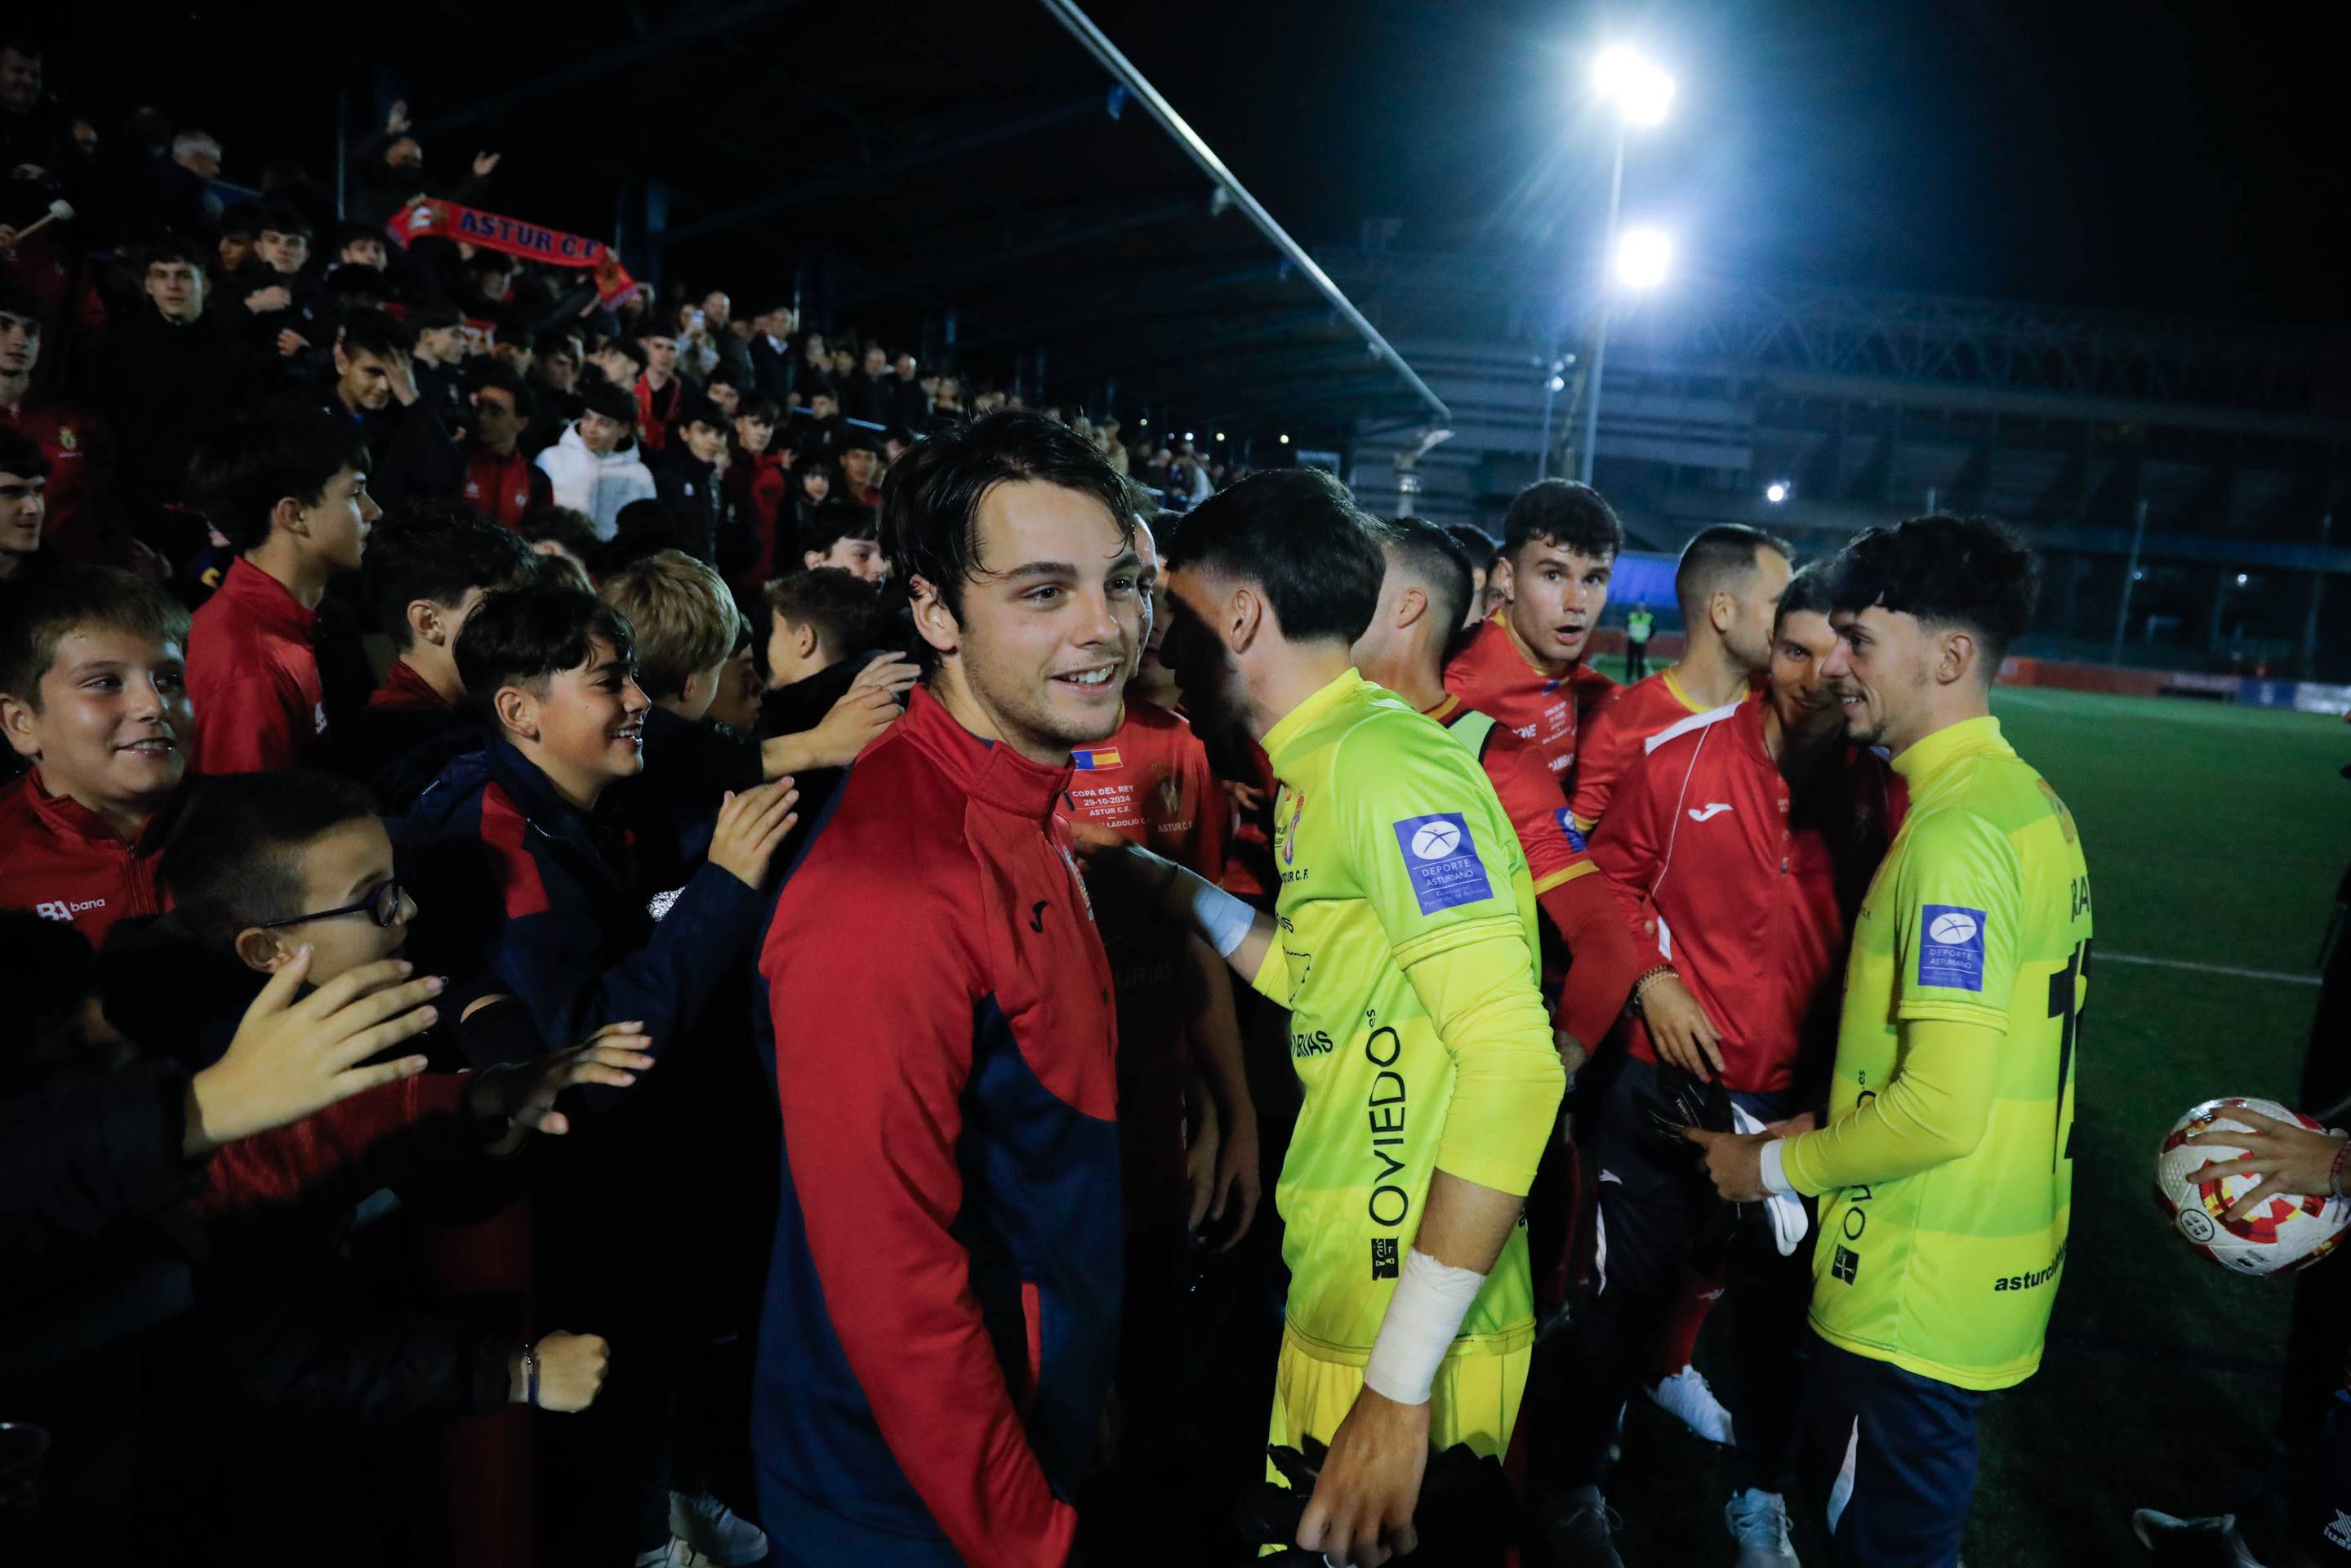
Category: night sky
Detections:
[{"x1": 1103, "y1": 0, "x2": 2351, "y2": 327}]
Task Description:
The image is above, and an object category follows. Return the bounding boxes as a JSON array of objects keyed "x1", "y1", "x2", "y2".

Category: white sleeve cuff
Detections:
[{"x1": 1759, "y1": 1138, "x2": 1795, "y2": 1196}]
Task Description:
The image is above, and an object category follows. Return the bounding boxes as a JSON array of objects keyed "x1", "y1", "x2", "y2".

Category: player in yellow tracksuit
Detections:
[
  {"x1": 1685, "y1": 514, "x2": 2083, "y2": 1568},
  {"x1": 1089, "y1": 471, "x2": 1565, "y2": 1568}
]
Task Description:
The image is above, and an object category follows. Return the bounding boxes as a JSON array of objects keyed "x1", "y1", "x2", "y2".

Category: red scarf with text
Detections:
[{"x1": 389, "y1": 198, "x2": 639, "y2": 307}]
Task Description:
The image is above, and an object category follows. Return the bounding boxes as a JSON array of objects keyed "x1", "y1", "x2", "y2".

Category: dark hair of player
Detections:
[
  {"x1": 1377, "y1": 516, "x2": 1476, "y2": 639},
  {"x1": 880, "y1": 408, "x2": 1136, "y2": 627},
  {"x1": 1498, "y1": 478, "x2": 1625, "y2": 567},
  {"x1": 470, "y1": 364, "x2": 537, "y2": 422},
  {"x1": 162, "y1": 770, "x2": 378, "y2": 950},
  {"x1": 339, "y1": 307, "x2": 414, "y2": 363},
  {"x1": 0, "y1": 425, "x2": 49, "y2": 481},
  {"x1": 577, "y1": 380, "x2": 639, "y2": 427},
  {"x1": 1163, "y1": 467, "x2": 1383, "y2": 647},
  {"x1": 186, "y1": 415, "x2": 372, "y2": 553},
  {"x1": 1675, "y1": 523, "x2": 1791, "y2": 617},
  {"x1": 361, "y1": 499, "x2": 536, "y2": 653},
  {"x1": 764, "y1": 568, "x2": 884, "y2": 668},
  {"x1": 0, "y1": 564, "x2": 189, "y2": 709},
  {"x1": 1774, "y1": 562, "x2": 1836, "y2": 634},
  {"x1": 454, "y1": 586, "x2": 637, "y2": 726},
  {"x1": 1826, "y1": 513, "x2": 2040, "y2": 673}
]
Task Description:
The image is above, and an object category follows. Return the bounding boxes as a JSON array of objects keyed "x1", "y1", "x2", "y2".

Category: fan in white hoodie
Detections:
[{"x1": 534, "y1": 385, "x2": 657, "y2": 540}]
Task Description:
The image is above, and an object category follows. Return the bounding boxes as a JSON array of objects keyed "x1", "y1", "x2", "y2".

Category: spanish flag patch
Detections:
[{"x1": 1071, "y1": 747, "x2": 1124, "y2": 772}]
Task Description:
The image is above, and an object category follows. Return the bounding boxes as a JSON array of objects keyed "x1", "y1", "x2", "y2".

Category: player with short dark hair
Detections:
[
  {"x1": 0, "y1": 423, "x2": 46, "y2": 582},
  {"x1": 1572, "y1": 523, "x2": 1792, "y2": 831},
  {"x1": 1096, "y1": 468, "x2": 1565, "y2": 1565},
  {"x1": 750, "y1": 409, "x2": 1139, "y2": 1566},
  {"x1": 339, "y1": 500, "x2": 535, "y2": 797},
  {"x1": 1684, "y1": 514, "x2": 2086, "y2": 1566},
  {"x1": 799, "y1": 497, "x2": 884, "y2": 581},
  {"x1": 1445, "y1": 477, "x2": 1627, "y2": 786},
  {"x1": 185, "y1": 415, "x2": 379, "y2": 773}
]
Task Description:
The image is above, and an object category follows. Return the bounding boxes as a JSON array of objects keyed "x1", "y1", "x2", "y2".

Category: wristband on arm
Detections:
[
  {"x1": 1361, "y1": 1249, "x2": 1487, "y2": 1405},
  {"x1": 1127, "y1": 843, "x2": 1256, "y2": 959}
]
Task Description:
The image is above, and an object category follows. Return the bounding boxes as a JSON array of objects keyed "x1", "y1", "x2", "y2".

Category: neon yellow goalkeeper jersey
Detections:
[
  {"x1": 1790, "y1": 715, "x2": 2092, "y2": 1391},
  {"x1": 1248, "y1": 670, "x2": 1565, "y2": 1358}
]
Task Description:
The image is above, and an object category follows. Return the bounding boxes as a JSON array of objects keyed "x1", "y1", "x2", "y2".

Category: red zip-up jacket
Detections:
[
  {"x1": 1588, "y1": 695, "x2": 1899, "y2": 1094},
  {"x1": 750, "y1": 684, "x2": 1121, "y2": 1568},
  {"x1": 461, "y1": 441, "x2": 551, "y2": 530},
  {"x1": 1443, "y1": 611, "x2": 1621, "y2": 784},
  {"x1": 187, "y1": 557, "x2": 327, "y2": 774},
  {"x1": 0, "y1": 773, "x2": 179, "y2": 949}
]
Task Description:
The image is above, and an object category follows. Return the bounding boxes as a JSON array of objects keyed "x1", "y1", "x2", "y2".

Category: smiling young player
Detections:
[{"x1": 748, "y1": 411, "x2": 1139, "y2": 1566}]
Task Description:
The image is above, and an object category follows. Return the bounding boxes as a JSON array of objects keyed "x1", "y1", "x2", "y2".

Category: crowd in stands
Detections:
[{"x1": 3, "y1": 29, "x2": 2204, "y2": 1568}]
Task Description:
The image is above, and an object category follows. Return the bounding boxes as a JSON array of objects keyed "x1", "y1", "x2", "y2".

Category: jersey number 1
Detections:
[{"x1": 2046, "y1": 939, "x2": 2090, "y2": 1166}]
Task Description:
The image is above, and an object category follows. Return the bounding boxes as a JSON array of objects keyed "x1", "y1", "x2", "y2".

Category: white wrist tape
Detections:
[
  {"x1": 1185, "y1": 869, "x2": 1256, "y2": 959},
  {"x1": 1361, "y1": 1249, "x2": 1486, "y2": 1405}
]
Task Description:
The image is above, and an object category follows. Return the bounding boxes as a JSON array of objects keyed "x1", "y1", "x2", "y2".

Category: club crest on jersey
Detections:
[
  {"x1": 1391, "y1": 812, "x2": 1493, "y2": 915},
  {"x1": 1919, "y1": 904, "x2": 1987, "y2": 991},
  {"x1": 1280, "y1": 791, "x2": 1304, "y2": 866}
]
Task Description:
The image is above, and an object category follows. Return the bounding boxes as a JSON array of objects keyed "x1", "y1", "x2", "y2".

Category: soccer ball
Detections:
[{"x1": 2155, "y1": 1098, "x2": 2350, "y2": 1276}]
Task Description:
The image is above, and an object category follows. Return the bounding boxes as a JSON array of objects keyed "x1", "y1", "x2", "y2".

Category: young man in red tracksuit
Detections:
[
  {"x1": 0, "y1": 564, "x2": 194, "y2": 950},
  {"x1": 185, "y1": 415, "x2": 379, "y2": 773},
  {"x1": 1549, "y1": 567, "x2": 1901, "y2": 1568},
  {"x1": 750, "y1": 411, "x2": 1142, "y2": 1567},
  {"x1": 1563, "y1": 521, "x2": 1791, "y2": 1446},
  {"x1": 1443, "y1": 478, "x2": 1626, "y2": 786}
]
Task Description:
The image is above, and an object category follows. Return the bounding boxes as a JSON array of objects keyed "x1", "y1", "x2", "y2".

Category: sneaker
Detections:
[
  {"x1": 668, "y1": 1490, "x2": 769, "y2": 1566},
  {"x1": 2131, "y1": 1508, "x2": 2267, "y2": 1566},
  {"x1": 1725, "y1": 1488, "x2": 1799, "y2": 1566},
  {"x1": 634, "y1": 1543, "x2": 692, "y2": 1568},
  {"x1": 1648, "y1": 1364, "x2": 1735, "y2": 1446},
  {"x1": 1541, "y1": 1490, "x2": 1627, "y2": 1568}
]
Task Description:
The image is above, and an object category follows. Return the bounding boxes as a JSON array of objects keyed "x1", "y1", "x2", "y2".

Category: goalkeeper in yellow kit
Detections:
[{"x1": 1086, "y1": 470, "x2": 1565, "y2": 1568}]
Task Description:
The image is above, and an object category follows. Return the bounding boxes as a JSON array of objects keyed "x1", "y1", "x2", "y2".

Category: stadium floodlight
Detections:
[
  {"x1": 1214, "y1": 431, "x2": 1227, "y2": 442},
  {"x1": 1184, "y1": 431, "x2": 1196, "y2": 442},
  {"x1": 1592, "y1": 47, "x2": 1675, "y2": 127},
  {"x1": 1280, "y1": 434, "x2": 1291, "y2": 444},
  {"x1": 2236, "y1": 572, "x2": 2250, "y2": 586},
  {"x1": 1765, "y1": 481, "x2": 1790, "y2": 505},
  {"x1": 1613, "y1": 227, "x2": 1673, "y2": 290},
  {"x1": 1547, "y1": 374, "x2": 1567, "y2": 392}
]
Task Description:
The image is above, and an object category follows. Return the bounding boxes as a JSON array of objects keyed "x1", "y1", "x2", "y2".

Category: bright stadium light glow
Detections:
[
  {"x1": 1547, "y1": 374, "x2": 1567, "y2": 392},
  {"x1": 1280, "y1": 434, "x2": 1291, "y2": 444},
  {"x1": 1592, "y1": 47, "x2": 1676, "y2": 127},
  {"x1": 1214, "y1": 431, "x2": 1227, "y2": 442},
  {"x1": 2237, "y1": 572, "x2": 2250, "y2": 586},
  {"x1": 1765, "y1": 481, "x2": 1790, "y2": 505},
  {"x1": 1184, "y1": 431, "x2": 1196, "y2": 442},
  {"x1": 1613, "y1": 227, "x2": 1673, "y2": 290}
]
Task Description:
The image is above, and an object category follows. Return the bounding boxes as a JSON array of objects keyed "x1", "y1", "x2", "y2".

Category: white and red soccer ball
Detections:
[{"x1": 2157, "y1": 1097, "x2": 2350, "y2": 1276}]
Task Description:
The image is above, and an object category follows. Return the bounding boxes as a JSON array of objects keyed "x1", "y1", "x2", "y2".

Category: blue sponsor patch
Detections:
[
  {"x1": 1391, "y1": 813, "x2": 1494, "y2": 915},
  {"x1": 1918, "y1": 904, "x2": 1988, "y2": 991},
  {"x1": 1556, "y1": 806, "x2": 1588, "y2": 854}
]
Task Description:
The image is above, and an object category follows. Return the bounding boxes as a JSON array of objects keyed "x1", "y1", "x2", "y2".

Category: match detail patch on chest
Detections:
[{"x1": 1391, "y1": 813, "x2": 1493, "y2": 915}]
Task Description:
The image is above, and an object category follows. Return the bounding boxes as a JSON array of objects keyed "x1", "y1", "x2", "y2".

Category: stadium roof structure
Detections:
[{"x1": 366, "y1": 0, "x2": 1450, "y2": 444}]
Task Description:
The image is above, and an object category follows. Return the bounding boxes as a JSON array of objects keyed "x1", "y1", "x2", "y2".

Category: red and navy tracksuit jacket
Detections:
[
  {"x1": 391, "y1": 738, "x2": 764, "y2": 1097},
  {"x1": 750, "y1": 685, "x2": 1122, "y2": 1568}
]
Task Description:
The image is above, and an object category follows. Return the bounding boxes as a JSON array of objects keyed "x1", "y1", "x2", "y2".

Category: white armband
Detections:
[
  {"x1": 1187, "y1": 871, "x2": 1255, "y2": 959},
  {"x1": 1361, "y1": 1249, "x2": 1486, "y2": 1405},
  {"x1": 1759, "y1": 1138, "x2": 1794, "y2": 1196}
]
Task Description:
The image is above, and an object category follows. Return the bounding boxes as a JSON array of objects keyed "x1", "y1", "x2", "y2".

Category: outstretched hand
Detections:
[{"x1": 465, "y1": 1021, "x2": 656, "y2": 1142}]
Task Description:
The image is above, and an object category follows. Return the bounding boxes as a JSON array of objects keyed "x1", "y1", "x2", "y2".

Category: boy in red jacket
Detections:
[
  {"x1": 185, "y1": 414, "x2": 378, "y2": 773},
  {"x1": 0, "y1": 564, "x2": 194, "y2": 948}
]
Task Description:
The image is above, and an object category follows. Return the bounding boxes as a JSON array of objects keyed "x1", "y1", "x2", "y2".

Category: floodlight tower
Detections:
[{"x1": 1576, "y1": 46, "x2": 1675, "y2": 486}]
